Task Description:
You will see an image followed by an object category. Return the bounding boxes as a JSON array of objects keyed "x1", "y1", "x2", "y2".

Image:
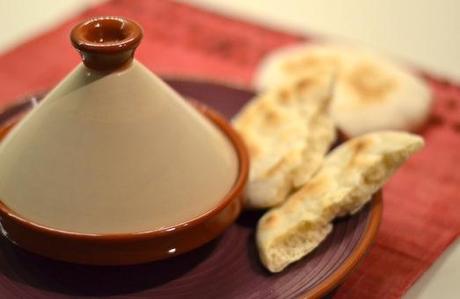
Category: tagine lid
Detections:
[{"x1": 0, "y1": 17, "x2": 239, "y2": 234}]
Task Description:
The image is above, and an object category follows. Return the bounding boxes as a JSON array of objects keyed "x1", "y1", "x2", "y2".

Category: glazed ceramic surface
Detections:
[
  {"x1": 0, "y1": 17, "x2": 238, "y2": 234},
  {"x1": 0, "y1": 97, "x2": 248, "y2": 265},
  {"x1": 0, "y1": 79, "x2": 382, "y2": 298}
]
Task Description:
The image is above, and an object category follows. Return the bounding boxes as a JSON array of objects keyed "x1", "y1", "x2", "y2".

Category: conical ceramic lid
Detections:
[{"x1": 0, "y1": 17, "x2": 238, "y2": 234}]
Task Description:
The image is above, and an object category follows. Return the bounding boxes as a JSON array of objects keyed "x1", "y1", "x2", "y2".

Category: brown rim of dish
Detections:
[
  {"x1": 303, "y1": 191, "x2": 383, "y2": 299},
  {"x1": 0, "y1": 101, "x2": 249, "y2": 241},
  {"x1": 70, "y1": 16, "x2": 143, "y2": 54},
  {"x1": 70, "y1": 16, "x2": 143, "y2": 70}
]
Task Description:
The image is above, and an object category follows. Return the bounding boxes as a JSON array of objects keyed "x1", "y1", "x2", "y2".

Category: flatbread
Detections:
[
  {"x1": 254, "y1": 44, "x2": 432, "y2": 137},
  {"x1": 254, "y1": 44, "x2": 347, "y2": 91},
  {"x1": 257, "y1": 131, "x2": 424, "y2": 272},
  {"x1": 233, "y1": 72, "x2": 336, "y2": 209}
]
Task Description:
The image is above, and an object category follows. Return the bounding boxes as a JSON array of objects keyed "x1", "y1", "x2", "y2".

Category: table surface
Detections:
[{"x1": 0, "y1": 0, "x2": 458, "y2": 298}]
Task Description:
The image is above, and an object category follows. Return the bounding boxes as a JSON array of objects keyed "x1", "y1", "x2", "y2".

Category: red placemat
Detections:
[{"x1": 0, "y1": 1, "x2": 459, "y2": 298}]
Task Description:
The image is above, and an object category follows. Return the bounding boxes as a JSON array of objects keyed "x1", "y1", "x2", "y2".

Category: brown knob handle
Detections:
[{"x1": 70, "y1": 16, "x2": 143, "y2": 71}]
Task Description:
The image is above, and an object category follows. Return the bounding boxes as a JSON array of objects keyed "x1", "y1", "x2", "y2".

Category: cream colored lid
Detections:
[{"x1": 0, "y1": 18, "x2": 238, "y2": 234}]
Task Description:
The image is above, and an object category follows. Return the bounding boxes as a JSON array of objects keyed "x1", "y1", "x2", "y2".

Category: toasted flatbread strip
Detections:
[
  {"x1": 254, "y1": 44, "x2": 432, "y2": 137},
  {"x1": 257, "y1": 131, "x2": 424, "y2": 272},
  {"x1": 233, "y1": 73, "x2": 336, "y2": 209}
]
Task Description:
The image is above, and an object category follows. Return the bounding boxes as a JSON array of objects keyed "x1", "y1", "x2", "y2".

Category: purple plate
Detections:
[{"x1": 0, "y1": 78, "x2": 382, "y2": 298}]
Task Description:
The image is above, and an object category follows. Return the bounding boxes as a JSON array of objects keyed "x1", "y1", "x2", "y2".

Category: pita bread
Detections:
[
  {"x1": 254, "y1": 44, "x2": 432, "y2": 137},
  {"x1": 257, "y1": 131, "x2": 424, "y2": 272},
  {"x1": 233, "y1": 73, "x2": 336, "y2": 209},
  {"x1": 254, "y1": 44, "x2": 347, "y2": 91}
]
